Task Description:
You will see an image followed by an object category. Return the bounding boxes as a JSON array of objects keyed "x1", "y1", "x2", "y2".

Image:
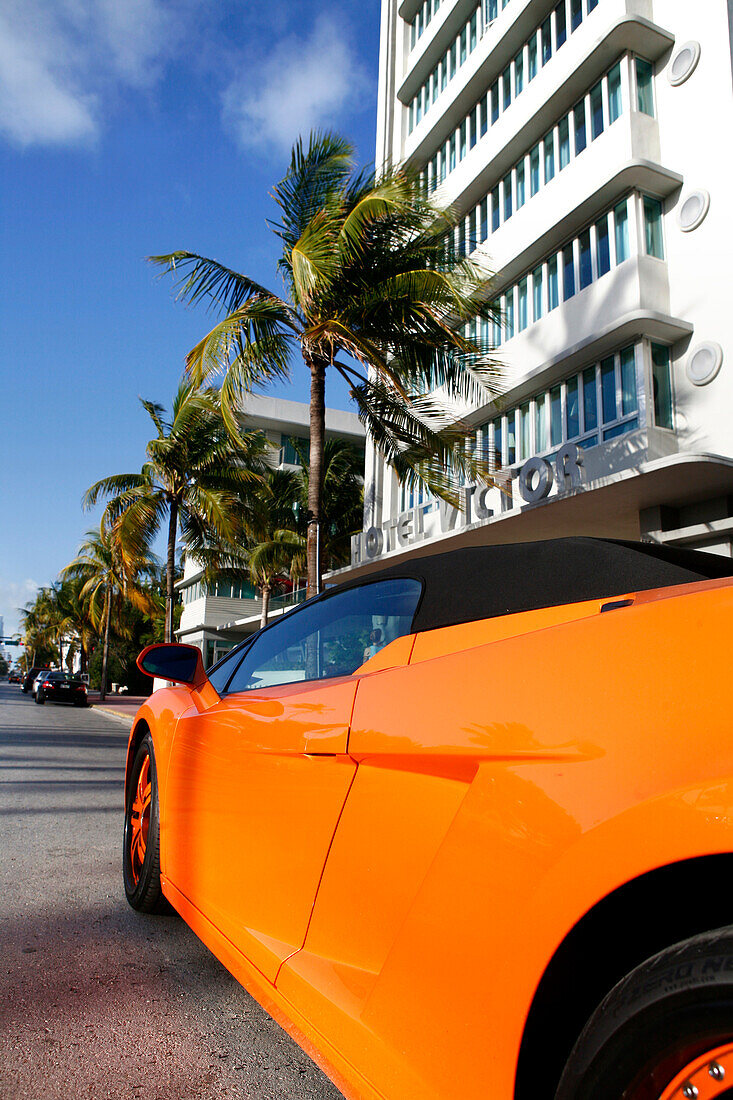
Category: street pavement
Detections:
[{"x1": 0, "y1": 683, "x2": 343, "y2": 1100}]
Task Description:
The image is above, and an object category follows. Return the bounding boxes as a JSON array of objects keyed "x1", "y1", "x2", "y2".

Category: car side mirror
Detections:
[{"x1": 136, "y1": 643, "x2": 208, "y2": 689}]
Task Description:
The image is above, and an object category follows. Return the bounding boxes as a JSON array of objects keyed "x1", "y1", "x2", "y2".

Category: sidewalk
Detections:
[{"x1": 88, "y1": 693, "x2": 149, "y2": 727}]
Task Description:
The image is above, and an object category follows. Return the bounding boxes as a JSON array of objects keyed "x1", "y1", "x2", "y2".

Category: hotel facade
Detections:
[{"x1": 345, "y1": 0, "x2": 733, "y2": 578}]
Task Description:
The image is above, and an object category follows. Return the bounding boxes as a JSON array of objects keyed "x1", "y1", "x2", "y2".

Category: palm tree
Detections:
[
  {"x1": 290, "y1": 438, "x2": 364, "y2": 573},
  {"x1": 150, "y1": 131, "x2": 501, "y2": 595},
  {"x1": 63, "y1": 521, "x2": 158, "y2": 701},
  {"x1": 83, "y1": 378, "x2": 268, "y2": 642}
]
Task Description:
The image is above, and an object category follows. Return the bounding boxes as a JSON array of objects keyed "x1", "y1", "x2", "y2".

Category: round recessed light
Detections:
[
  {"x1": 668, "y1": 41, "x2": 701, "y2": 86},
  {"x1": 678, "y1": 189, "x2": 710, "y2": 232},
  {"x1": 686, "y1": 342, "x2": 723, "y2": 386}
]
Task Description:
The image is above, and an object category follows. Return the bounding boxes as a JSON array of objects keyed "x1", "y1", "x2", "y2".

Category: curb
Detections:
[{"x1": 93, "y1": 706, "x2": 134, "y2": 727}]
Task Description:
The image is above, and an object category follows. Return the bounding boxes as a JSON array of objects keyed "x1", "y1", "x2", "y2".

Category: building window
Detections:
[
  {"x1": 505, "y1": 291, "x2": 515, "y2": 339},
  {"x1": 544, "y1": 131, "x2": 555, "y2": 183},
  {"x1": 596, "y1": 214, "x2": 611, "y2": 276},
  {"x1": 571, "y1": 0, "x2": 582, "y2": 32},
  {"x1": 491, "y1": 80, "x2": 499, "y2": 123},
  {"x1": 550, "y1": 385, "x2": 563, "y2": 447},
  {"x1": 583, "y1": 366, "x2": 598, "y2": 431},
  {"x1": 532, "y1": 265, "x2": 543, "y2": 320},
  {"x1": 558, "y1": 115, "x2": 570, "y2": 170},
  {"x1": 516, "y1": 158, "x2": 526, "y2": 208},
  {"x1": 535, "y1": 395, "x2": 548, "y2": 452},
  {"x1": 502, "y1": 66, "x2": 512, "y2": 111},
  {"x1": 563, "y1": 244, "x2": 575, "y2": 300},
  {"x1": 530, "y1": 144, "x2": 540, "y2": 195},
  {"x1": 608, "y1": 62, "x2": 622, "y2": 121},
  {"x1": 518, "y1": 278, "x2": 529, "y2": 331},
  {"x1": 566, "y1": 376, "x2": 580, "y2": 438},
  {"x1": 636, "y1": 58, "x2": 654, "y2": 116},
  {"x1": 541, "y1": 16, "x2": 552, "y2": 65},
  {"x1": 574, "y1": 100, "x2": 587, "y2": 154},
  {"x1": 491, "y1": 186, "x2": 500, "y2": 231},
  {"x1": 601, "y1": 356, "x2": 616, "y2": 423},
  {"x1": 519, "y1": 403, "x2": 530, "y2": 460},
  {"x1": 548, "y1": 256, "x2": 559, "y2": 310},
  {"x1": 503, "y1": 172, "x2": 513, "y2": 221},
  {"x1": 643, "y1": 196, "x2": 664, "y2": 258},
  {"x1": 614, "y1": 199, "x2": 629, "y2": 262},
  {"x1": 620, "y1": 346, "x2": 637, "y2": 415},
  {"x1": 555, "y1": 1, "x2": 567, "y2": 48},
  {"x1": 514, "y1": 48, "x2": 524, "y2": 95},
  {"x1": 528, "y1": 33, "x2": 538, "y2": 80},
  {"x1": 651, "y1": 344, "x2": 673, "y2": 428},
  {"x1": 590, "y1": 80, "x2": 604, "y2": 139},
  {"x1": 579, "y1": 228, "x2": 592, "y2": 289}
]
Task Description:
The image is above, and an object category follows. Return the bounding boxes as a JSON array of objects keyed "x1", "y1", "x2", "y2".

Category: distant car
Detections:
[
  {"x1": 8, "y1": 670, "x2": 21, "y2": 684},
  {"x1": 22, "y1": 666, "x2": 51, "y2": 693},
  {"x1": 35, "y1": 670, "x2": 88, "y2": 707},
  {"x1": 122, "y1": 537, "x2": 733, "y2": 1100}
]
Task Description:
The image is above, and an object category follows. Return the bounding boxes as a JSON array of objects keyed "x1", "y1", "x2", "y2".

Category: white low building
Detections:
[
  {"x1": 176, "y1": 394, "x2": 365, "y2": 666},
  {"x1": 340, "y1": 0, "x2": 733, "y2": 580}
]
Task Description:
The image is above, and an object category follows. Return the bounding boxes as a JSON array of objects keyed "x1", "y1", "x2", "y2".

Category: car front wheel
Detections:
[
  {"x1": 555, "y1": 927, "x2": 733, "y2": 1099},
  {"x1": 123, "y1": 734, "x2": 166, "y2": 913}
]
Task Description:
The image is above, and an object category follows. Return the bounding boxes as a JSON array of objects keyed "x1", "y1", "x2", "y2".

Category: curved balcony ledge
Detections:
[{"x1": 403, "y1": 10, "x2": 674, "y2": 164}]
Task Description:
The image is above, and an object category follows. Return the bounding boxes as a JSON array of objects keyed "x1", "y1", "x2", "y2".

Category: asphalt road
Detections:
[{"x1": 0, "y1": 683, "x2": 343, "y2": 1100}]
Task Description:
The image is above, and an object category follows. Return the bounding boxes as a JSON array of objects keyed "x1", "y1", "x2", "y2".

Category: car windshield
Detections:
[{"x1": 47, "y1": 672, "x2": 73, "y2": 681}]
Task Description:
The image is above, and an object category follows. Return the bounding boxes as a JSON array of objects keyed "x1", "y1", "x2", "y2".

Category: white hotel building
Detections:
[{"x1": 345, "y1": 0, "x2": 733, "y2": 577}]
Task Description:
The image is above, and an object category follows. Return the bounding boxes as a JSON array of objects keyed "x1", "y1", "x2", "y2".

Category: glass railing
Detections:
[{"x1": 269, "y1": 588, "x2": 308, "y2": 612}]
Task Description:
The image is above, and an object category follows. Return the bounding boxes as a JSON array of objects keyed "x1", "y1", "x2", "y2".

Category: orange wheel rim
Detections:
[
  {"x1": 129, "y1": 754, "x2": 151, "y2": 886},
  {"x1": 658, "y1": 1043, "x2": 733, "y2": 1099}
]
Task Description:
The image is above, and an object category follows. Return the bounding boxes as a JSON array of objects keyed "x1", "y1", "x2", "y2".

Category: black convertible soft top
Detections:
[{"x1": 334, "y1": 538, "x2": 733, "y2": 634}]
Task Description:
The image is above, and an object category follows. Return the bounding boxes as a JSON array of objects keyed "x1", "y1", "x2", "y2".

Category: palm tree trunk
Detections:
[
  {"x1": 306, "y1": 356, "x2": 327, "y2": 598},
  {"x1": 100, "y1": 589, "x2": 112, "y2": 702},
  {"x1": 165, "y1": 500, "x2": 178, "y2": 644},
  {"x1": 260, "y1": 583, "x2": 271, "y2": 630}
]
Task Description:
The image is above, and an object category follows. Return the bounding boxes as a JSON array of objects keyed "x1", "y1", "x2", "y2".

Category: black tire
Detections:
[
  {"x1": 123, "y1": 734, "x2": 167, "y2": 913},
  {"x1": 35, "y1": 691, "x2": 45, "y2": 705},
  {"x1": 555, "y1": 927, "x2": 733, "y2": 1099}
]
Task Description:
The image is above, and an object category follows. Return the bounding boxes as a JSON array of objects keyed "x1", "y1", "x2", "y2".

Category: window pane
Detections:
[
  {"x1": 505, "y1": 290, "x2": 514, "y2": 338},
  {"x1": 491, "y1": 299, "x2": 502, "y2": 346},
  {"x1": 480, "y1": 94, "x2": 488, "y2": 136},
  {"x1": 603, "y1": 418, "x2": 637, "y2": 441},
  {"x1": 590, "y1": 80, "x2": 604, "y2": 139},
  {"x1": 515, "y1": 49, "x2": 524, "y2": 95},
  {"x1": 644, "y1": 196, "x2": 664, "y2": 258},
  {"x1": 571, "y1": 0, "x2": 582, "y2": 31},
  {"x1": 503, "y1": 172, "x2": 513, "y2": 220},
  {"x1": 596, "y1": 215, "x2": 611, "y2": 276},
  {"x1": 558, "y1": 116, "x2": 570, "y2": 169},
  {"x1": 555, "y1": 1, "x2": 567, "y2": 48},
  {"x1": 614, "y1": 200, "x2": 629, "y2": 262},
  {"x1": 503, "y1": 66, "x2": 512, "y2": 110},
  {"x1": 470, "y1": 12, "x2": 477, "y2": 51},
  {"x1": 460, "y1": 27, "x2": 467, "y2": 65},
  {"x1": 507, "y1": 414, "x2": 516, "y2": 464},
  {"x1": 652, "y1": 344, "x2": 673, "y2": 428},
  {"x1": 480, "y1": 197, "x2": 488, "y2": 241},
  {"x1": 587, "y1": 0, "x2": 598, "y2": 9},
  {"x1": 533, "y1": 265, "x2": 543, "y2": 321},
  {"x1": 535, "y1": 395, "x2": 548, "y2": 451},
  {"x1": 519, "y1": 403, "x2": 530, "y2": 459},
  {"x1": 491, "y1": 185, "x2": 500, "y2": 230},
  {"x1": 528, "y1": 34, "x2": 538, "y2": 80},
  {"x1": 636, "y1": 58, "x2": 654, "y2": 116},
  {"x1": 601, "y1": 356, "x2": 616, "y2": 423},
  {"x1": 518, "y1": 278, "x2": 528, "y2": 331},
  {"x1": 620, "y1": 346, "x2": 637, "y2": 415},
  {"x1": 227, "y1": 579, "x2": 423, "y2": 690},
  {"x1": 563, "y1": 244, "x2": 575, "y2": 300},
  {"x1": 579, "y1": 228, "x2": 592, "y2": 289},
  {"x1": 469, "y1": 108, "x2": 477, "y2": 149},
  {"x1": 608, "y1": 63, "x2": 622, "y2": 122},
  {"x1": 541, "y1": 16, "x2": 552, "y2": 64},
  {"x1": 516, "y1": 159, "x2": 526, "y2": 207},
  {"x1": 544, "y1": 131, "x2": 555, "y2": 182},
  {"x1": 493, "y1": 418, "x2": 503, "y2": 467},
  {"x1": 530, "y1": 144, "x2": 540, "y2": 195},
  {"x1": 548, "y1": 256, "x2": 559, "y2": 309},
  {"x1": 561, "y1": 378, "x2": 578, "y2": 440},
  {"x1": 583, "y1": 366, "x2": 598, "y2": 430},
  {"x1": 550, "y1": 385, "x2": 563, "y2": 446},
  {"x1": 574, "y1": 100, "x2": 587, "y2": 153},
  {"x1": 491, "y1": 80, "x2": 499, "y2": 123}
]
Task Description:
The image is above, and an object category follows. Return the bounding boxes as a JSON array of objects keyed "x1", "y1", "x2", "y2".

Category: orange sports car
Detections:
[{"x1": 124, "y1": 537, "x2": 733, "y2": 1100}]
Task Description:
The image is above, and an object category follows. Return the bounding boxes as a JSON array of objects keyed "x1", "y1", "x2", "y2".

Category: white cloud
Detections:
[
  {"x1": 223, "y1": 15, "x2": 370, "y2": 155},
  {"x1": 0, "y1": 0, "x2": 176, "y2": 148},
  {"x1": 0, "y1": 577, "x2": 40, "y2": 638}
]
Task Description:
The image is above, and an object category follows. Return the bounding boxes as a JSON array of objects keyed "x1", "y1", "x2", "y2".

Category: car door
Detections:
[{"x1": 163, "y1": 576, "x2": 422, "y2": 983}]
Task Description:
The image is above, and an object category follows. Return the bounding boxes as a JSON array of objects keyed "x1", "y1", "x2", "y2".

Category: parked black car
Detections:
[
  {"x1": 22, "y1": 666, "x2": 51, "y2": 693},
  {"x1": 35, "y1": 671, "x2": 88, "y2": 707}
]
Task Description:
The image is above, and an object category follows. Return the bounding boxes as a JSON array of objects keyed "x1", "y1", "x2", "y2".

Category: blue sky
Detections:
[{"x1": 0, "y1": 0, "x2": 381, "y2": 638}]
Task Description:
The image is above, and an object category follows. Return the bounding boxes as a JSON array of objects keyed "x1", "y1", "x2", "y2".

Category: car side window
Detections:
[
  {"x1": 208, "y1": 642, "x2": 253, "y2": 695},
  {"x1": 224, "y1": 577, "x2": 422, "y2": 694}
]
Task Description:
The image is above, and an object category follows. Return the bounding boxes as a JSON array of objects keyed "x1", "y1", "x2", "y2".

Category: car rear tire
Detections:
[
  {"x1": 555, "y1": 927, "x2": 733, "y2": 1099},
  {"x1": 123, "y1": 734, "x2": 167, "y2": 913},
  {"x1": 35, "y1": 691, "x2": 44, "y2": 704}
]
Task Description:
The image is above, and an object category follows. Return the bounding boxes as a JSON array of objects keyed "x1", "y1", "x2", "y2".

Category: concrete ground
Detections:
[{"x1": 0, "y1": 682, "x2": 343, "y2": 1100}]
